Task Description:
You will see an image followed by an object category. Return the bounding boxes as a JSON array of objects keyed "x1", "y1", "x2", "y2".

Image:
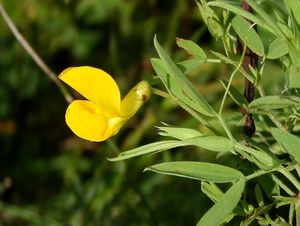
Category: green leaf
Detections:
[
  {"x1": 267, "y1": 38, "x2": 289, "y2": 59},
  {"x1": 197, "y1": 177, "x2": 245, "y2": 226},
  {"x1": 271, "y1": 127, "x2": 300, "y2": 163},
  {"x1": 285, "y1": 0, "x2": 300, "y2": 27},
  {"x1": 196, "y1": 0, "x2": 224, "y2": 39},
  {"x1": 277, "y1": 22, "x2": 294, "y2": 41},
  {"x1": 207, "y1": 1, "x2": 274, "y2": 34},
  {"x1": 249, "y1": 95, "x2": 300, "y2": 111},
  {"x1": 157, "y1": 126, "x2": 203, "y2": 140},
  {"x1": 153, "y1": 36, "x2": 216, "y2": 117},
  {"x1": 220, "y1": 80, "x2": 249, "y2": 107},
  {"x1": 231, "y1": 15, "x2": 265, "y2": 56},
  {"x1": 145, "y1": 161, "x2": 244, "y2": 183},
  {"x1": 288, "y1": 44, "x2": 300, "y2": 68},
  {"x1": 288, "y1": 65, "x2": 300, "y2": 88},
  {"x1": 234, "y1": 143, "x2": 279, "y2": 170},
  {"x1": 190, "y1": 136, "x2": 233, "y2": 152},
  {"x1": 177, "y1": 59, "x2": 203, "y2": 74},
  {"x1": 201, "y1": 181, "x2": 223, "y2": 203},
  {"x1": 108, "y1": 140, "x2": 183, "y2": 161},
  {"x1": 151, "y1": 58, "x2": 221, "y2": 134},
  {"x1": 245, "y1": 0, "x2": 285, "y2": 39},
  {"x1": 258, "y1": 174, "x2": 280, "y2": 198},
  {"x1": 255, "y1": 184, "x2": 264, "y2": 207},
  {"x1": 176, "y1": 38, "x2": 206, "y2": 61},
  {"x1": 109, "y1": 136, "x2": 233, "y2": 161}
]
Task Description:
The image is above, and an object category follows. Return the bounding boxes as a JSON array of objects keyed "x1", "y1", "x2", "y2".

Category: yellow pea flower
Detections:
[{"x1": 59, "y1": 66, "x2": 150, "y2": 142}]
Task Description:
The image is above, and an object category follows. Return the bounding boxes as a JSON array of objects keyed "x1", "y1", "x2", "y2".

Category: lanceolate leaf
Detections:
[
  {"x1": 153, "y1": 36, "x2": 216, "y2": 117},
  {"x1": 207, "y1": 1, "x2": 274, "y2": 34},
  {"x1": 109, "y1": 136, "x2": 233, "y2": 161},
  {"x1": 201, "y1": 181, "x2": 223, "y2": 203},
  {"x1": 271, "y1": 128, "x2": 300, "y2": 163},
  {"x1": 157, "y1": 126, "x2": 204, "y2": 140},
  {"x1": 267, "y1": 38, "x2": 289, "y2": 59},
  {"x1": 176, "y1": 38, "x2": 206, "y2": 61},
  {"x1": 288, "y1": 44, "x2": 300, "y2": 68},
  {"x1": 284, "y1": 0, "x2": 300, "y2": 27},
  {"x1": 145, "y1": 161, "x2": 244, "y2": 183},
  {"x1": 196, "y1": 0, "x2": 224, "y2": 39},
  {"x1": 249, "y1": 95, "x2": 300, "y2": 111},
  {"x1": 245, "y1": 0, "x2": 285, "y2": 39},
  {"x1": 197, "y1": 177, "x2": 246, "y2": 226},
  {"x1": 288, "y1": 66, "x2": 300, "y2": 88},
  {"x1": 231, "y1": 15, "x2": 265, "y2": 56},
  {"x1": 177, "y1": 59, "x2": 203, "y2": 74},
  {"x1": 151, "y1": 58, "x2": 221, "y2": 134}
]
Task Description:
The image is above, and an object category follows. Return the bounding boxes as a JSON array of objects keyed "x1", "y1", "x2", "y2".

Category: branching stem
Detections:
[{"x1": 0, "y1": 1, "x2": 73, "y2": 103}]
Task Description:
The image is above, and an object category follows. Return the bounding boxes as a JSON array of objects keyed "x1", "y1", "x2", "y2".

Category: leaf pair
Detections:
[{"x1": 146, "y1": 161, "x2": 245, "y2": 226}]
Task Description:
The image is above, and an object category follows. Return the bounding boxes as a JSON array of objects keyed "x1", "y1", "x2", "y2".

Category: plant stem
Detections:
[
  {"x1": 221, "y1": 35, "x2": 231, "y2": 56},
  {"x1": 151, "y1": 88, "x2": 172, "y2": 99},
  {"x1": 206, "y1": 59, "x2": 221, "y2": 63},
  {"x1": 246, "y1": 169, "x2": 271, "y2": 181},
  {"x1": 296, "y1": 196, "x2": 300, "y2": 226},
  {"x1": 0, "y1": 1, "x2": 73, "y2": 103},
  {"x1": 217, "y1": 114, "x2": 235, "y2": 141},
  {"x1": 218, "y1": 45, "x2": 246, "y2": 115},
  {"x1": 289, "y1": 203, "x2": 295, "y2": 225},
  {"x1": 278, "y1": 166, "x2": 300, "y2": 191},
  {"x1": 272, "y1": 174, "x2": 295, "y2": 196}
]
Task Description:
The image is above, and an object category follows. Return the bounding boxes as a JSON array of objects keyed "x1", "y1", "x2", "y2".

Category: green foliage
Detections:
[
  {"x1": 112, "y1": 0, "x2": 300, "y2": 225},
  {"x1": 231, "y1": 15, "x2": 265, "y2": 56},
  {"x1": 145, "y1": 161, "x2": 244, "y2": 183},
  {"x1": 197, "y1": 177, "x2": 245, "y2": 226},
  {"x1": 3, "y1": 0, "x2": 300, "y2": 225},
  {"x1": 271, "y1": 127, "x2": 300, "y2": 163}
]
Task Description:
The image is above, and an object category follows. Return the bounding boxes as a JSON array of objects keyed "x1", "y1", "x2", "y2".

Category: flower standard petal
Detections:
[
  {"x1": 65, "y1": 100, "x2": 108, "y2": 142},
  {"x1": 59, "y1": 66, "x2": 121, "y2": 115}
]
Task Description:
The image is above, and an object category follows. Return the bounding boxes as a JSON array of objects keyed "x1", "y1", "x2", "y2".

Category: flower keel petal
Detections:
[
  {"x1": 121, "y1": 81, "x2": 151, "y2": 118},
  {"x1": 65, "y1": 100, "x2": 108, "y2": 142}
]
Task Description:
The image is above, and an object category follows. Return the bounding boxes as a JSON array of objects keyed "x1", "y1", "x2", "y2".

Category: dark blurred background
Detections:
[{"x1": 0, "y1": 0, "x2": 283, "y2": 225}]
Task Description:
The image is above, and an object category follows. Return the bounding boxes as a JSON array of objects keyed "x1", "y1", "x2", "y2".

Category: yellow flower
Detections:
[{"x1": 59, "y1": 66, "x2": 150, "y2": 142}]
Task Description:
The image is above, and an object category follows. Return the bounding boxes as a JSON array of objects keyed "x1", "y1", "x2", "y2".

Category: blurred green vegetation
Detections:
[{"x1": 0, "y1": 0, "x2": 287, "y2": 225}]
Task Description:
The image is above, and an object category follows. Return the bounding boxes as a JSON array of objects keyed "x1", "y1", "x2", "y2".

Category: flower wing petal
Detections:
[
  {"x1": 59, "y1": 66, "x2": 121, "y2": 114},
  {"x1": 65, "y1": 100, "x2": 108, "y2": 142}
]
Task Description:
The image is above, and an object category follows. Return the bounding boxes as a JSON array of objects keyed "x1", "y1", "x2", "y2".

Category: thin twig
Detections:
[{"x1": 0, "y1": 1, "x2": 73, "y2": 103}]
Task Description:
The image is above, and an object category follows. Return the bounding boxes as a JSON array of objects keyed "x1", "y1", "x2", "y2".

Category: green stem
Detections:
[
  {"x1": 221, "y1": 35, "x2": 231, "y2": 56},
  {"x1": 151, "y1": 88, "x2": 172, "y2": 99},
  {"x1": 206, "y1": 59, "x2": 222, "y2": 63},
  {"x1": 289, "y1": 203, "x2": 295, "y2": 225},
  {"x1": 233, "y1": 142, "x2": 255, "y2": 163},
  {"x1": 296, "y1": 197, "x2": 300, "y2": 226},
  {"x1": 217, "y1": 114, "x2": 235, "y2": 141},
  {"x1": 246, "y1": 169, "x2": 271, "y2": 181},
  {"x1": 272, "y1": 174, "x2": 295, "y2": 196},
  {"x1": 278, "y1": 166, "x2": 300, "y2": 191},
  {"x1": 294, "y1": 164, "x2": 300, "y2": 178},
  {"x1": 0, "y1": 1, "x2": 73, "y2": 103},
  {"x1": 219, "y1": 44, "x2": 247, "y2": 115}
]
